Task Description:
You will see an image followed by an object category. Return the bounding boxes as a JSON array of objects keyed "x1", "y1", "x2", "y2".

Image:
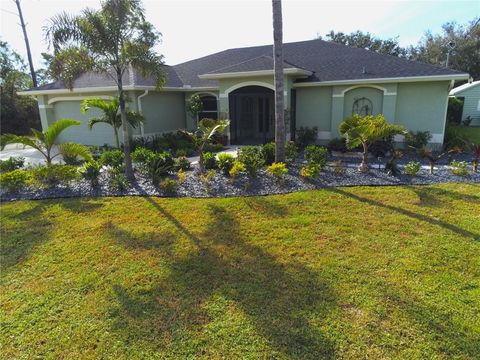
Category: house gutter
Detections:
[{"x1": 137, "y1": 90, "x2": 149, "y2": 136}]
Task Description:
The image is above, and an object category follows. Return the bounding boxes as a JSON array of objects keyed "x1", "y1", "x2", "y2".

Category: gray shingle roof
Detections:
[{"x1": 27, "y1": 39, "x2": 467, "y2": 92}]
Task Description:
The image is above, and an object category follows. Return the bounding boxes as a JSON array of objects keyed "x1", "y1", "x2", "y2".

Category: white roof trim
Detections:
[
  {"x1": 449, "y1": 80, "x2": 480, "y2": 95},
  {"x1": 293, "y1": 74, "x2": 470, "y2": 87},
  {"x1": 198, "y1": 68, "x2": 312, "y2": 80},
  {"x1": 18, "y1": 85, "x2": 219, "y2": 96}
]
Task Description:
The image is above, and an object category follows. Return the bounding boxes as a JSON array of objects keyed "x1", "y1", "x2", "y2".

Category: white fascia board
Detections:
[
  {"x1": 18, "y1": 85, "x2": 218, "y2": 96},
  {"x1": 293, "y1": 74, "x2": 470, "y2": 88},
  {"x1": 198, "y1": 68, "x2": 312, "y2": 80}
]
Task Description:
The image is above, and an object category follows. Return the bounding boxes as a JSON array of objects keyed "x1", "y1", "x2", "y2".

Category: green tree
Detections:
[
  {"x1": 408, "y1": 17, "x2": 480, "y2": 79},
  {"x1": 186, "y1": 94, "x2": 203, "y2": 124},
  {"x1": 339, "y1": 114, "x2": 406, "y2": 172},
  {"x1": 1, "y1": 119, "x2": 92, "y2": 165},
  {"x1": 319, "y1": 30, "x2": 407, "y2": 57},
  {"x1": 0, "y1": 40, "x2": 40, "y2": 135},
  {"x1": 181, "y1": 118, "x2": 229, "y2": 172},
  {"x1": 44, "y1": 0, "x2": 166, "y2": 180},
  {"x1": 82, "y1": 97, "x2": 145, "y2": 148}
]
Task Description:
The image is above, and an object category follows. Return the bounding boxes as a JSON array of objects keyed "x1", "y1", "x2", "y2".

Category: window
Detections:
[
  {"x1": 198, "y1": 95, "x2": 218, "y2": 120},
  {"x1": 477, "y1": 99, "x2": 480, "y2": 111},
  {"x1": 352, "y1": 97, "x2": 373, "y2": 117}
]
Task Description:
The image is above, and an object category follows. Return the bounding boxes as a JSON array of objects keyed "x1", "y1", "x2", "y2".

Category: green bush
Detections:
[
  {"x1": 237, "y1": 146, "x2": 264, "y2": 176},
  {"x1": 108, "y1": 167, "x2": 129, "y2": 191},
  {"x1": 217, "y1": 153, "x2": 235, "y2": 175},
  {"x1": 78, "y1": 160, "x2": 102, "y2": 187},
  {"x1": 327, "y1": 138, "x2": 348, "y2": 153},
  {"x1": 261, "y1": 142, "x2": 275, "y2": 165},
  {"x1": 204, "y1": 143, "x2": 224, "y2": 153},
  {"x1": 174, "y1": 156, "x2": 191, "y2": 171},
  {"x1": 405, "y1": 131, "x2": 432, "y2": 149},
  {"x1": 0, "y1": 169, "x2": 29, "y2": 192},
  {"x1": 296, "y1": 126, "x2": 318, "y2": 148},
  {"x1": 267, "y1": 162, "x2": 288, "y2": 181},
  {"x1": 285, "y1": 141, "x2": 298, "y2": 163},
  {"x1": 304, "y1": 145, "x2": 328, "y2": 167},
  {"x1": 146, "y1": 151, "x2": 174, "y2": 185},
  {"x1": 229, "y1": 161, "x2": 246, "y2": 178},
  {"x1": 131, "y1": 147, "x2": 155, "y2": 164},
  {"x1": 99, "y1": 149, "x2": 124, "y2": 168},
  {"x1": 30, "y1": 164, "x2": 79, "y2": 188},
  {"x1": 160, "y1": 178, "x2": 178, "y2": 194},
  {"x1": 450, "y1": 160, "x2": 469, "y2": 176},
  {"x1": 300, "y1": 163, "x2": 321, "y2": 179},
  {"x1": 369, "y1": 136, "x2": 394, "y2": 157},
  {"x1": 404, "y1": 161, "x2": 421, "y2": 176},
  {"x1": 202, "y1": 151, "x2": 217, "y2": 170},
  {"x1": 0, "y1": 157, "x2": 25, "y2": 173}
]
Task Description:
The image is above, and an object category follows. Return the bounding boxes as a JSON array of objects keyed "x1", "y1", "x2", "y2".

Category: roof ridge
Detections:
[{"x1": 206, "y1": 55, "x2": 274, "y2": 74}]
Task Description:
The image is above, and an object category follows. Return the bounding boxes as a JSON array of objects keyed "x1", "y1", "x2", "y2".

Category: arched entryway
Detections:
[{"x1": 228, "y1": 86, "x2": 274, "y2": 144}]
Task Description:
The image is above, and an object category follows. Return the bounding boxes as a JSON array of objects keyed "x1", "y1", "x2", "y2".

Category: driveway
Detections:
[{"x1": 0, "y1": 144, "x2": 62, "y2": 166}]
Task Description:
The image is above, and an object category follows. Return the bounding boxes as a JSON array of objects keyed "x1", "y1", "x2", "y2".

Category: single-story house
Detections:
[
  {"x1": 20, "y1": 39, "x2": 469, "y2": 147},
  {"x1": 449, "y1": 80, "x2": 480, "y2": 126}
]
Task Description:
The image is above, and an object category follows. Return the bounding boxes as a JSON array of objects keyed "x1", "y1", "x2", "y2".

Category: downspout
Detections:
[{"x1": 137, "y1": 90, "x2": 149, "y2": 136}]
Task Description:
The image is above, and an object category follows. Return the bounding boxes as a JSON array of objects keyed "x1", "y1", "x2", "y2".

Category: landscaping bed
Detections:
[{"x1": 1, "y1": 157, "x2": 479, "y2": 202}]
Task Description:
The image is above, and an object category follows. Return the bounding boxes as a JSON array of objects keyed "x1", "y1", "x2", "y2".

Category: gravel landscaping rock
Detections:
[{"x1": 1, "y1": 157, "x2": 479, "y2": 202}]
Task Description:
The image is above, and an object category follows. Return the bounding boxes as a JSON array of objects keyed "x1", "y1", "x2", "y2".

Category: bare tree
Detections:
[
  {"x1": 272, "y1": 0, "x2": 285, "y2": 162},
  {"x1": 14, "y1": 0, "x2": 37, "y2": 87}
]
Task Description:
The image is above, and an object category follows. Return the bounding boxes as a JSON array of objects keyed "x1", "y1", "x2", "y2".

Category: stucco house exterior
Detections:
[
  {"x1": 20, "y1": 39, "x2": 469, "y2": 147},
  {"x1": 449, "y1": 80, "x2": 480, "y2": 126}
]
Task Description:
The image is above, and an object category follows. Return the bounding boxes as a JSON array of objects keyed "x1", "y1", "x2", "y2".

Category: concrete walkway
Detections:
[{"x1": 0, "y1": 144, "x2": 62, "y2": 166}]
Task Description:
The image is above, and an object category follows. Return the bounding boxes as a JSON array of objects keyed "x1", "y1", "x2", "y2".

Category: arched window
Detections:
[{"x1": 198, "y1": 95, "x2": 218, "y2": 120}]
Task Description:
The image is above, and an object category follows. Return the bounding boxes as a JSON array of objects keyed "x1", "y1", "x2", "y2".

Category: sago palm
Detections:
[
  {"x1": 339, "y1": 114, "x2": 406, "y2": 172},
  {"x1": 44, "y1": 0, "x2": 166, "y2": 180},
  {"x1": 1, "y1": 119, "x2": 92, "y2": 165},
  {"x1": 82, "y1": 97, "x2": 145, "y2": 148}
]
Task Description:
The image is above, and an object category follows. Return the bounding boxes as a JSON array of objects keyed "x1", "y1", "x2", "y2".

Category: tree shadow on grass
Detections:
[
  {"x1": 1, "y1": 198, "x2": 103, "y2": 272},
  {"x1": 243, "y1": 196, "x2": 290, "y2": 217},
  {"x1": 108, "y1": 197, "x2": 337, "y2": 359},
  {"x1": 103, "y1": 220, "x2": 176, "y2": 251},
  {"x1": 411, "y1": 185, "x2": 480, "y2": 207},
  {"x1": 1, "y1": 202, "x2": 52, "y2": 272},
  {"x1": 326, "y1": 187, "x2": 480, "y2": 241},
  {"x1": 381, "y1": 284, "x2": 480, "y2": 358}
]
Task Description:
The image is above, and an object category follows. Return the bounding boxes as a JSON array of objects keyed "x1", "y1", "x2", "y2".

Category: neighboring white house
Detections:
[{"x1": 450, "y1": 80, "x2": 480, "y2": 126}]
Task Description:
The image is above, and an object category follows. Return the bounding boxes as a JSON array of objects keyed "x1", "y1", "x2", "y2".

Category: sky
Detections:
[{"x1": 0, "y1": 0, "x2": 478, "y2": 69}]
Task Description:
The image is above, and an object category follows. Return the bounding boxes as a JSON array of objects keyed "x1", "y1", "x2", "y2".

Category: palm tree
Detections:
[
  {"x1": 272, "y1": 0, "x2": 285, "y2": 162},
  {"x1": 339, "y1": 114, "x2": 406, "y2": 172},
  {"x1": 44, "y1": 0, "x2": 165, "y2": 180},
  {"x1": 1, "y1": 119, "x2": 92, "y2": 165},
  {"x1": 82, "y1": 97, "x2": 145, "y2": 148},
  {"x1": 181, "y1": 118, "x2": 230, "y2": 172}
]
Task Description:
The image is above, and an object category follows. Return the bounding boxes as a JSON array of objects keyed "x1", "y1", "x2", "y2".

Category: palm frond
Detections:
[
  {"x1": 1, "y1": 134, "x2": 38, "y2": 151},
  {"x1": 57, "y1": 142, "x2": 93, "y2": 162},
  {"x1": 44, "y1": 119, "x2": 81, "y2": 148},
  {"x1": 126, "y1": 111, "x2": 146, "y2": 128},
  {"x1": 87, "y1": 117, "x2": 113, "y2": 130}
]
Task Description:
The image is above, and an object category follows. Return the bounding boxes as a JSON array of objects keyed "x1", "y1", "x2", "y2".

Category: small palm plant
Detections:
[
  {"x1": 1, "y1": 119, "x2": 92, "y2": 165},
  {"x1": 417, "y1": 147, "x2": 461, "y2": 174},
  {"x1": 181, "y1": 118, "x2": 229, "y2": 172},
  {"x1": 339, "y1": 114, "x2": 406, "y2": 172},
  {"x1": 82, "y1": 97, "x2": 145, "y2": 148}
]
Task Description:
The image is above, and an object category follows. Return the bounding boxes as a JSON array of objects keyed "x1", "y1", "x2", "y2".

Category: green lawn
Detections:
[
  {"x1": 1, "y1": 184, "x2": 479, "y2": 359},
  {"x1": 449, "y1": 124, "x2": 480, "y2": 144}
]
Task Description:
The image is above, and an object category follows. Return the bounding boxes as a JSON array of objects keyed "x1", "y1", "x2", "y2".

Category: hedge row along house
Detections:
[{"x1": 20, "y1": 39, "x2": 469, "y2": 147}]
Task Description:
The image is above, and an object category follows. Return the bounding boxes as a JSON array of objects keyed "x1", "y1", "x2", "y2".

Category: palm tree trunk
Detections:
[
  {"x1": 360, "y1": 143, "x2": 369, "y2": 172},
  {"x1": 117, "y1": 72, "x2": 134, "y2": 181},
  {"x1": 272, "y1": 0, "x2": 285, "y2": 162},
  {"x1": 113, "y1": 127, "x2": 120, "y2": 148}
]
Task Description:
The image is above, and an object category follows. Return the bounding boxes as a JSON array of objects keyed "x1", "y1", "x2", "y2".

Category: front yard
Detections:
[{"x1": 1, "y1": 184, "x2": 479, "y2": 359}]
